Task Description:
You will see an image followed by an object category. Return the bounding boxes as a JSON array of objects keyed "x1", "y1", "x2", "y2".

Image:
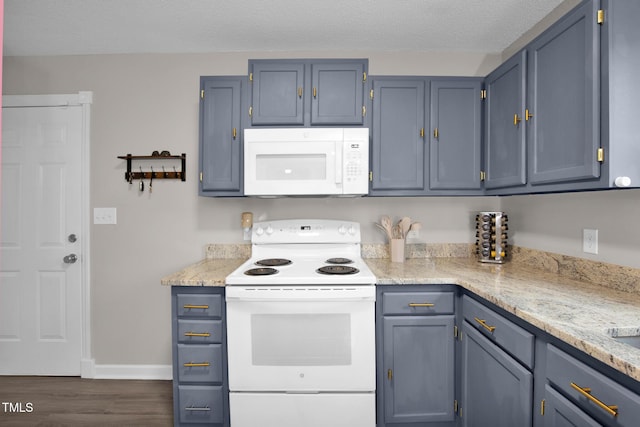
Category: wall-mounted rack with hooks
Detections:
[{"x1": 117, "y1": 152, "x2": 187, "y2": 183}]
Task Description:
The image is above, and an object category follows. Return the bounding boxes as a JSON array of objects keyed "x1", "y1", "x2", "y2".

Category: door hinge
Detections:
[
  {"x1": 249, "y1": 72, "x2": 253, "y2": 82},
  {"x1": 540, "y1": 399, "x2": 545, "y2": 416},
  {"x1": 369, "y1": 171, "x2": 373, "y2": 182},
  {"x1": 597, "y1": 9, "x2": 605, "y2": 25},
  {"x1": 363, "y1": 72, "x2": 367, "y2": 82},
  {"x1": 200, "y1": 89, "x2": 204, "y2": 99},
  {"x1": 480, "y1": 171, "x2": 486, "y2": 181},
  {"x1": 370, "y1": 89, "x2": 374, "y2": 100},
  {"x1": 362, "y1": 105, "x2": 366, "y2": 117},
  {"x1": 249, "y1": 106, "x2": 253, "y2": 117},
  {"x1": 480, "y1": 89, "x2": 487, "y2": 99},
  {"x1": 454, "y1": 399, "x2": 459, "y2": 414},
  {"x1": 199, "y1": 172, "x2": 203, "y2": 183},
  {"x1": 597, "y1": 148, "x2": 604, "y2": 163},
  {"x1": 454, "y1": 325, "x2": 459, "y2": 338},
  {"x1": 433, "y1": 128, "x2": 439, "y2": 139}
]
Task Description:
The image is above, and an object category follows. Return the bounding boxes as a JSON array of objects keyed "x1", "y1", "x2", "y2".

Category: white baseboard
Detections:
[{"x1": 86, "y1": 363, "x2": 172, "y2": 380}]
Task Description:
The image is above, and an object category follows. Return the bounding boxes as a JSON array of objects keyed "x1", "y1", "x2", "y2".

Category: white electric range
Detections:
[{"x1": 225, "y1": 219, "x2": 376, "y2": 427}]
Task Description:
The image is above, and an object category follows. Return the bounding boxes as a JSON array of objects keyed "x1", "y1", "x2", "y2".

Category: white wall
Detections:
[{"x1": 2, "y1": 51, "x2": 501, "y2": 366}]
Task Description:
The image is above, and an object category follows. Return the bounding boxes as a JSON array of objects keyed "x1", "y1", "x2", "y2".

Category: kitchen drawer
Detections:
[
  {"x1": 178, "y1": 319, "x2": 223, "y2": 344},
  {"x1": 462, "y1": 295, "x2": 534, "y2": 369},
  {"x1": 176, "y1": 293, "x2": 222, "y2": 318},
  {"x1": 382, "y1": 291, "x2": 454, "y2": 315},
  {"x1": 546, "y1": 344, "x2": 640, "y2": 427},
  {"x1": 177, "y1": 344, "x2": 223, "y2": 384},
  {"x1": 177, "y1": 385, "x2": 224, "y2": 424}
]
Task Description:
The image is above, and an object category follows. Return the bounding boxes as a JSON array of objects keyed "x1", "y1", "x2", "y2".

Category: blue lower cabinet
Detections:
[
  {"x1": 172, "y1": 287, "x2": 229, "y2": 427},
  {"x1": 377, "y1": 285, "x2": 457, "y2": 427},
  {"x1": 542, "y1": 384, "x2": 601, "y2": 427},
  {"x1": 460, "y1": 321, "x2": 533, "y2": 427}
]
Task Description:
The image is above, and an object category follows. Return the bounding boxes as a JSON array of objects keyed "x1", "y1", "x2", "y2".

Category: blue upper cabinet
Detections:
[
  {"x1": 248, "y1": 59, "x2": 368, "y2": 127},
  {"x1": 199, "y1": 76, "x2": 246, "y2": 196},
  {"x1": 484, "y1": 51, "x2": 527, "y2": 190},
  {"x1": 429, "y1": 78, "x2": 483, "y2": 192},
  {"x1": 369, "y1": 77, "x2": 428, "y2": 195},
  {"x1": 249, "y1": 61, "x2": 305, "y2": 126},
  {"x1": 311, "y1": 62, "x2": 366, "y2": 125},
  {"x1": 527, "y1": 0, "x2": 600, "y2": 186}
]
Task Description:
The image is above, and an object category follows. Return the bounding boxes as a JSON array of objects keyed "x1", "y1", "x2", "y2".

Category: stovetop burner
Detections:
[
  {"x1": 316, "y1": 265, "x2": 360, "y2": 275},
  {"x1": 326, "y1": 257, "x2": 353, "y2": 265},
  {"x1": 255, "y1": 258, "x2": 292, "y2": 267},
  {"x1": 244, "y1": 267, "x2": 279, "y2": 276}
]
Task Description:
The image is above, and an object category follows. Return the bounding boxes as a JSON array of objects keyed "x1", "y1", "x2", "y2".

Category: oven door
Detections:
[{"x1": 225, "y1": 286, "x2": 375, "y2": 392}]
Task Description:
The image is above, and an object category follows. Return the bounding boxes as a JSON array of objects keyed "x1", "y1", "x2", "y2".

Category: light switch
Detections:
[{"x1": 94, "y1": 207, "x2": 117, "y2": 225}]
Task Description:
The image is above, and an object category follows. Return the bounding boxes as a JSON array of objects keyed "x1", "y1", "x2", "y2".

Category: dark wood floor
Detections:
[{"x1": 0, "y1": 376, "x2": 173, "y2": 426}]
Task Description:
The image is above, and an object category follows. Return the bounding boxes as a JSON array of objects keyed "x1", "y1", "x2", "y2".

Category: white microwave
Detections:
[{"x1": 244, "y1": 128, "x2": 370, "y2": 196}]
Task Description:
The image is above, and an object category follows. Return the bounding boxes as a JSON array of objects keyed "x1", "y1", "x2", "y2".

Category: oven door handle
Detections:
[{"x1": 226, "y1": 296, "x2": 375, "y2": 303}]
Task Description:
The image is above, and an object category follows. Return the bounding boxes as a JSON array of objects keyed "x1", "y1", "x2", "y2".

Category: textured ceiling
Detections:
[{"x1": 4, "y1": 0, "x2": 567, "y2": 57}]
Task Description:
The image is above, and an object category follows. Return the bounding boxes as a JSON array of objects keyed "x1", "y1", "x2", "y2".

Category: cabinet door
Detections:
[
  {"x1": 429, "y1": 79, "x2": 483, "y2": 191},
  {"x1": 311, "y1": 62, "x2": 365, "y2": 125},
  {"x1": 543, "y1": 384, "x2": 602, "y2": 427},
  {"x1": 484, "y1": 51, "x2": 527, "y2": 190},
  {"x1": 460, "y1": 321, "x2": 533, "y2": 427},
  {"x1": 199, "y1": 77, "x2": 244, "y2": 195},
  {"x1": 527, "y1": 0, "x2": 600, "y2": 185},
  {"x1": 382, "y1": 315, "x2": 455, "y2": 424},
  {"x1": 370, "y1": 78, "x2": 427, "y2": 194},
  {"x1": 250, "y1": 61, "x2": 304, "y2": 125}
]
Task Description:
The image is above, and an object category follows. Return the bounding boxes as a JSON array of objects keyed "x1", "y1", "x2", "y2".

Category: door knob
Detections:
[{"x1": 63, "y1": 254, "x2": 78, "y2": 264}]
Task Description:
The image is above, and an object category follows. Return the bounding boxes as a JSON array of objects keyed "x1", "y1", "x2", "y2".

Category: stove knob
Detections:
[
  {"x1": 255, "y1": 226, "x2": 264, "y2": 236},
  {"x1": 348, "y1": 226, "x2": 356, "y2": 235},
  {"x1": 338, "y1": 225, "x2": 347, "y2": 235},
  {"x1": 266, "y1": 226, "x2": 274, "y2": 235}
]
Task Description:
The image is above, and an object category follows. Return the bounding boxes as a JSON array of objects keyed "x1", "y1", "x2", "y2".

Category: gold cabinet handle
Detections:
[
  {"x1": 313, "y1": 87, "x2": 317, "y2": 98},
  {"x1": 184, "y1": 332, "x2": 211, "y2": 337},
  {"x1": 570, "y1": 382, "x2": 618, "y2": 417},
  {"x1": 514, "y1": 114, "x2": 522, "y2": 126},
  {"x1": 298, "y1": 87, "x2": 303, "y2": 98},
  {"x1": 525, "y1": 109, "x2": 534, "y2": 121},
  {"x1": 183, "y1": 304, "x2": 209, "y2": 310},
  {"x1": 474, "y1": 317, "x2": 496, "y2": 333},
  {"x1": 185, "y1": 406, "x2": 211, "y2": 412},
  {"x1": 408, "y1": 302, "x2": 435, "y2": 307},
  {"x1": 232, "y1": 127, "x2": 237, "y2": 139},
  {"x1": 183, "y1": 362, "x2": 210, "y2": 367},
  {"x1": 387, "y1": 369, "x2": 393, "y2": 381}
]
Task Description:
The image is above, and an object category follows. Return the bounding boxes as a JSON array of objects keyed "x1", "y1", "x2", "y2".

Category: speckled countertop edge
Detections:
[{"x1": 161, "y1": 247, "x2": 640, "y2": 383}]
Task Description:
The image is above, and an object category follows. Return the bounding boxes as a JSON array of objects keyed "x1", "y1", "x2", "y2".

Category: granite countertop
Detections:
[{"x1": 161, "y1": 254, "x2": 640, "y2": 383}]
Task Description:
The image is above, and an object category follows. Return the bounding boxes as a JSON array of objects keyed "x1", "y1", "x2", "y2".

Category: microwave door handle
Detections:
[{"x1": 335, "y1": 141, "x2": 343, "y2": 184}]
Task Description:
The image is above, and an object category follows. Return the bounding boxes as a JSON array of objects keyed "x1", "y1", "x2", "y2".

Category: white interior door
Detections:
[{"x1": 1, "y1": 95, "x2": 89, "y2": 375}]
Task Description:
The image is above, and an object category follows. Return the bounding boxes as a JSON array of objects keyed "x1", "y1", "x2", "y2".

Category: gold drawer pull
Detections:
[
  {"x1": 474, "y1": 317, "x2": 496, "y2": 333},
  {"x1": 184, "y1": 332, "x2": 211, "y2": 337},
  {"x1": 570, "y1": 382, "x2": 619, "y2": 417},
  {"x1": 185, "y1": 406, "x2": 211, "y2": 412},
  {"x1": 183, "y1": 304, "x2": 209, "y2": 310},
  {"x1": 408, "y1": 302, "x2": 435, "y2": 307},
  {"x1": 183, "y1": 362, "x2": 210, "y2": 368}
]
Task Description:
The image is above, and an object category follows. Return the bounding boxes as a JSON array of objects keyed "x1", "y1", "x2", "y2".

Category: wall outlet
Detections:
[
  {"x1": 583, "y1": 229, "x2": 598, "y2": 254},
  {"x1": 94, "y1": 207, "x2": 117, "y2": 225}
]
